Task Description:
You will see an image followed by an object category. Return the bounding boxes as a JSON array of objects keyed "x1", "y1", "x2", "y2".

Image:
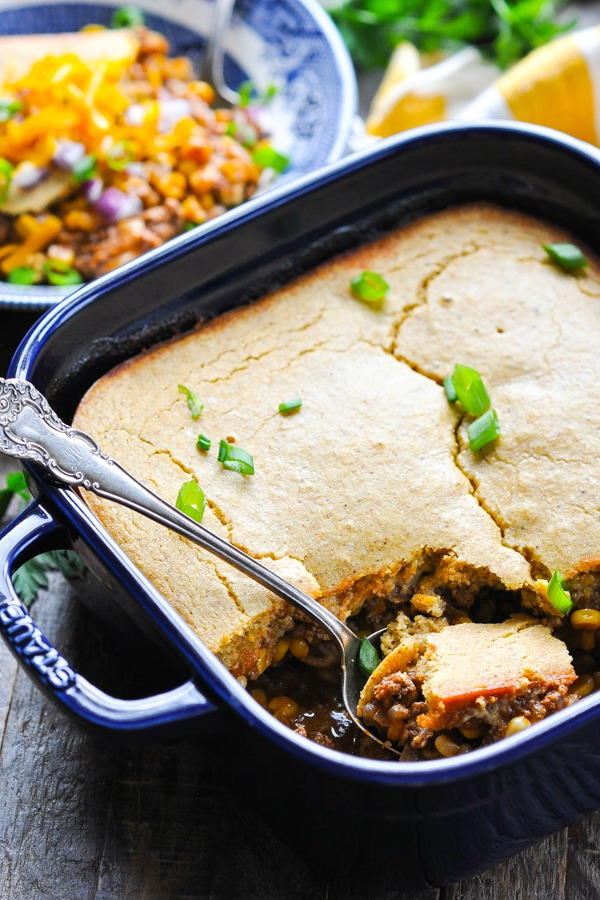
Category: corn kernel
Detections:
[
  {"x1": 273, "y1": 638, "x2": 290, "y2": 663},
  {"x1": 289, "y1": 638, "x2": 310, "y2": 660},
  {"x1": 460, "y1": 724, "x2": 484, "y2": 740},
  {"x1": 268, "y1": 695, "x2": 299, "y2": 721},
  {"x1": 570, "y1": 674, "x2": 596, "y2": 698},
  {"x1": 180, "y1": 194, "x2": 207, "y2": 224},
  {"x1": 255, "y1": 649, "x2": 269, "y2": 675},
  {"x1": 434, "y1": 734, "x2": 462, "y2": 757},
  {"x1": 504, "y1": 716, "x2": 532, "y2": 737},
  {"x1": 64, "y1": 210, "x2": 98, "y2": 232},
  {"x1": 250, "y1": 688, "x2": 267, "y2": 707},
  {"x1": 453, "y1": 614, "x2": 472, "y2": 625},
  {"x1": 571, "y1": 608, "x2": 600, "y2": 630},
  {"x1": 150, "y1": 170, "x2": 187, "y2": 200}
]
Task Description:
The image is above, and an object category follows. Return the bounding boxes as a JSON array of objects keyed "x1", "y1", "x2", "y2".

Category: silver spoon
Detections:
[
  {"x1": 0, "y1": 378, "x2": 398, "y2": 756},
  {"x1": 201, "y1": 0, "x2": 239, "y2": 106}
]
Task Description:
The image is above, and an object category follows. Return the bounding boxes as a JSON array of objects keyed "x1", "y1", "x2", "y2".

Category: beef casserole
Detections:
[{"x1": 71, "y1": 201, "x2": 600, "y2": 761}]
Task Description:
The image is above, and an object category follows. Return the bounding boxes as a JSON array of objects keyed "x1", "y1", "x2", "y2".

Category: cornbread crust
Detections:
[
  {"x1": 358, "y1": 619, "x2": 576, "y2": 738},
  {"x1": 73, "y1": 204, "x2": 600, "y2": 676}
]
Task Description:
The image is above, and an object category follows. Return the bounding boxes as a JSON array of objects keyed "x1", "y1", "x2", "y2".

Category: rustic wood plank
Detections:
[
  {"x1": 0, "y1": 640, "x2": 17, "y2": 742},
  {"x1": 565, "y1": 814, "x2": 600, "y2": 900},
  {"x1": 443, "y1": 829, "x2": 568, "y2": 900}
]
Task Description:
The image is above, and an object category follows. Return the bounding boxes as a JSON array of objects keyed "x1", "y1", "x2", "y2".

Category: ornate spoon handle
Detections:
[{"x1": 0, "y1": 378, "x2": 355, "y2": 650}]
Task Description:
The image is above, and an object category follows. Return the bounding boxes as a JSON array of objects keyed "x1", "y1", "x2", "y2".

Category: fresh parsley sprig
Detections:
[{"x1": 330, "y1": 0, "x2": 574, "y2": 70}]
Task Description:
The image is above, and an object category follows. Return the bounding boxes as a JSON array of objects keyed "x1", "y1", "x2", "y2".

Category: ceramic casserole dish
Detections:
[{"x1": 3, "y1": 123, "x2": 600, "y2": 888}]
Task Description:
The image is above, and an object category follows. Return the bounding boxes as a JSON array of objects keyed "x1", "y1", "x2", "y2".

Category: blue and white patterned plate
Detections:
[{"x1": 0, "y1": 0, "x2": 357, "y2": 309}]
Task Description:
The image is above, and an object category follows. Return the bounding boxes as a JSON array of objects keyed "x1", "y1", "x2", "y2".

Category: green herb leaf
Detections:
[
  {"x1": 330, "y1": 0, "x2": 573, "y2": 71},
  {"x1": 13, "y1": 550, "x2": 84, "y2": 608},
  {"x1": 217, "y1": 439, "x2": 254, "y2": 475},
  {"x1": 0, "y1": 470, "x2": 30, "y2": 519},
  {"x1": 7, "y1": 266, "x2": 38, "y2": 285},
  {"x1": 543, "y1": 242, "x2": 588, "y2": 272},
  {"x1": 252, "y1": 145, "x2": 290, "y2": 173},
  {"x1": 0, "y1": 98, "x2": 22, "y2": 122},
  {"x1": 451, "y1": 364, "x2": 491, "y2": 417},
  {"x1": 467, "y1": 408, "x2": 500, "y2": 452},
  {"x1": 178, "y1": 384, "x2": 204, "y2": 419},
  {"x1": 111, "y1": 4, "x2": 145, "y2": 27},
  {"x1": 278, "y1": 397, "x2": 302, "y2": 415},
  {"x1": 72, "y1": 153, "x2": 98, "y2": 183},
  {"x1": 176, "y1": 480, "x2": 205, "y2": 523},
  {"x1": 443, "y1": 375, "x2": 457, "y2": 403},
  {"x1": 196, "y1": 433, "x2": 211, "y2": 452},
  {"x1": 358, "y1": 637, "x2": 380, "y2": 677},
  {"x1": 350, "y1": 270, "x2": 389, "y2": 306},
  {"x1": 547, "y1": 569, "x2": 573, "y2": 616}
]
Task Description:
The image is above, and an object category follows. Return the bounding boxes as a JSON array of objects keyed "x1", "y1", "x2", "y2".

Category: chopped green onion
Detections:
[
  {"x1": 260, "y1": 84, "x2": 279, "y2": 104},
  {"x1": 467, "y1": 408, "x2": 500, "y2": 452},
  {"x1": 175, "y1": 479, "x2": 205, "y2": 523},
  {"x1": 252, "y1": 145, "x2": 290, "y2": 173},
  {"x1": 43, "y1": 260, "x2": 83, "y2": 286},
  {"x1": 0, "y1": 158, "x2": 13, "y2": 201},
  {"x1": 547, "y1": 570, "x2": 573, "y2": 616},
  {"x1": 350, "y1": 270, "x2": 389, "y2": 307},
  {"x1": 358, "y1": 637, "x2": 380, "y2": 678},
  {"x1": 451, "y1": 364, "x2": 491, "y2": 417},
  {"x1": 72, "y1": 153, "x2": 98, "y2": 183},
  {"x1": 106, "y1": 139, "x2": 135, "y2": 171},
  {"x1": 0, "y1": 99, "x2": 22, "y2": 122},
  {"x1": 278, "y1": 397, "x2": 302, "y2": 415},
  {"x1": 225, "y1": 121, "x2": 237, "y2": 137},
  {"x1": 183, "y1": 221, "x2": 198, "y2": 232},
  {"x1": 218, "y1": 439, "x2": 254, "y2": 475},
  {"x1": 111, "y1": 4, "x2": 145, "y2": 27},
  {"x1": 543, "y1": 242, "x2": 588, "y2": 272},
  {"x1": 196, "y1": 433, "x2": 211, "y2": 452},
  {"x1": 178, "y1": 384, "x2": 203, "y2": 419},
  {"x1": 443, "y1": 375, "x2": 457, "y2": 403},
  {"x1": 237, "y1": 80, "x2": 254, "y2": 107},
  {"x1": 8, "y1": 266, "x2": 38, "y2": 285}
]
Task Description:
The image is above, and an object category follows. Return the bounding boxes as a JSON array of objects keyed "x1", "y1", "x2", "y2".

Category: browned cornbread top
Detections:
[{"x1": 73, "y1": 204, "x2": 600, "y2": 676}]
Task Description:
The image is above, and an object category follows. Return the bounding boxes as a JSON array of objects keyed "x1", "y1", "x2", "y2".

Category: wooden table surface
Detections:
[{"x1": 1, "y1": 270, "x2": 600, "y2": 899}]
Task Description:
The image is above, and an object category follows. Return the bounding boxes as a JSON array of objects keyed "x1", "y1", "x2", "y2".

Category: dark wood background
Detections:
[{"x1": 1, "y1": 289, "x2": 600, "y2": 899}]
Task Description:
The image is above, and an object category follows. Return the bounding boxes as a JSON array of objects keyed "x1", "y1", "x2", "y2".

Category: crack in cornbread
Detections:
[{"x1": 73, "y1": 204, "x2": 600, "y2": 677}]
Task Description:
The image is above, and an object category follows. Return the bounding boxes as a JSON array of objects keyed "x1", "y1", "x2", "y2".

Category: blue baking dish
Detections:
[{"x1": 3, "y1": 122, "x2": 600, "y2": 887}]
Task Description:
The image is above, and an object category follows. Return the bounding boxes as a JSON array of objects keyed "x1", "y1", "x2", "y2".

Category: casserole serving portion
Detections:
[{"x1": 73, "y1": 202, "x2": 600, "y2": 758}]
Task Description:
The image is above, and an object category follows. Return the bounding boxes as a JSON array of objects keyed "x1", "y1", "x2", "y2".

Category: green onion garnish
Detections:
[
  {"x1": 43, "y1": 260, "x2": 83, "y2": 286},
  {"x1": 196, "y1": 434, "x2": 211, "y2": 452},
  {"x1": 0, "y1": 158, "x2": 13, "y2": 201},
  {"x1": 183, "y1": 221, "x2": 198, "y2": 232},
  {"x1": 178, "y1": 384, "x2": 203, "y2": 419},
  {"x1": 252, "y1": 145, "x2": 290, "y2": 173},
  {"x1": 547, "y1": 570, "x2": 573, "y2": 616},
  {"x1": 106, "y1": 139, "x2": 135, "y2": 171},
  {"x1": 111, "y1": 4, "x2": 145, "y2": 27},
  {"x1": 72, "y1": 154, "x2": 97, "y2": 184},
  {"x1": 0, "y1": 99, "x2": 22, "y2": 122},
  {"x1": 543, "y1": 243, "x2": 588, "y2": 272},
  {"x1": 261, "y1": 84, "x2": 278, "y2": 103},
  {"x1": 217, "y1": 439, "x2": 254, "y2": 475},
  {"x1": 225, "y1": 121, "x2": 237, "y2": 137},
  {"x1": 350, "y1": 270, "x2": 389, "y2": 307},
  {"x1": 278, "y1": 397, "x2": 302, "y2": 415},
  {"x1": 237, "y1": 80, "x2": 254, "y2": 107},
  {"x1": 175, "y1": 480, "x2": 205, "y2": 523},
  {"x1": 450, "y1": 364, "x2": 491, "y2": 417},
  {"x1": 358, "y1": 637, "x2": 380, "y2": 678},
  {"x1": 443, "y1": 375, "x2": 457, "y2": 403},
  {"x1": 467, "y1": 408, "x2": 500, "y2": 452},
  {"x1": 8, "y1": 266, "x2": 38, "y2": 285}
]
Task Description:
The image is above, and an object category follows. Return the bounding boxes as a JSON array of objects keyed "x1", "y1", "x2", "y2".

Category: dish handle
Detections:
[{"x1": 0, "y1": 499, "x2": 217, "y2": 732}]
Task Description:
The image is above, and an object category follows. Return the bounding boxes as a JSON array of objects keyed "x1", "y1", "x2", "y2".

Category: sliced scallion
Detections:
[
  {"x1": 278, "y1": 397, "x2": 302, "y2": 415},
  {"x1": 106, "y1": 139, "x2": 135, "y2": 171},
  {"x1": 196, "y1": 433, "x2": 211, "y2": 452},
  {"x1": 467, "y1": 408, "x2": 500, "y2": 452},
  {"x1": 543, "y1": 243, "x2": 588, "y2": 272},
  {"x1": 443, "y1": 375, "x2": 457, "y2": 403},
  {"x1": 358, "y1": 637, "x2": 380, "y2": 678},
  {"x1": 8, "y1": 266, "x2": 38, "y2": 285},
  {"x1": 0, "y1": 158, "x2": 13, "y2": 201},
  {"x1": 0, "y1": 99, "x2": 22, "y2": 122},
  {"x1": 237, "y1": 80, "x2": 254, "y2": 107},
  {"x1": 72, "y1": 154, "x2": 98, "y2": 184},
  {"x1": 111, "y1": 4, "x2": 145, "y2": 27},
  {"x1": 547, "y1": 570, "x2": 573, "y2": 616},
  {"x1": 350, "y1": 270, "x2": 389, "y2": 307},
  {"x1": 218, "y1": 439, "x2": 254, "y2": 475},
  {"x1": 178, "y1": 384, "x2": 203, "y2": 419},
  {"x1": 252, "y1": 145, "x2": 290, "y2": 173},
  {"x1": 175, "y1": 480, "x2": 205, "y2": 523},
  {"x1": 43, "y1": 260, "x2": 83, "y2": 286},
  {"x1": 451, "y1": 364, "x2": 490, "y2": 417}
]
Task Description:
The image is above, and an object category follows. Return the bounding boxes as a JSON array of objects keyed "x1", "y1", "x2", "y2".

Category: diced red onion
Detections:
[
  {"x1": 158, "y1": 98, "x2": 191, "y2": 133},
  {"x1": 124, "y1": 103, "x2": 145, "y2": 126},
  {"x1": 93, "y1": 187, "x2": 142, "y2": 223},
  {"x1": 83, "y1": 177, "x2": 103, "y2": 203},
  {"x1": 53, "y1": 139, "x2": 85, "y2": 170},
  {"x1": 12, "y1": 162, "x2": 49, "y2": 189}
]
